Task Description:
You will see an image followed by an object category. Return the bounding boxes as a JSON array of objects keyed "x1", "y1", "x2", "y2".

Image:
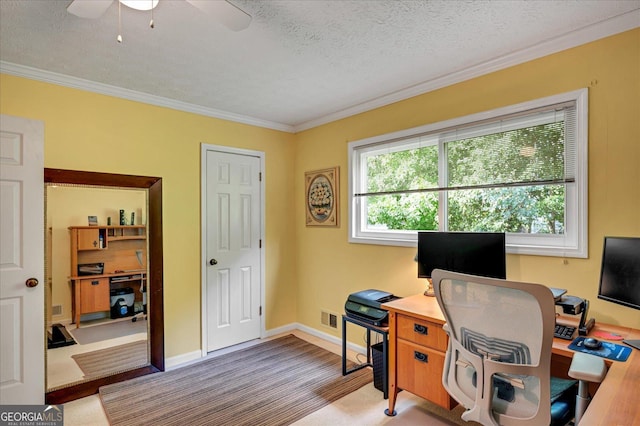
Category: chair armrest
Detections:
[{"x1": 568, "y1": 352, "x2": 607, "y2": 383}]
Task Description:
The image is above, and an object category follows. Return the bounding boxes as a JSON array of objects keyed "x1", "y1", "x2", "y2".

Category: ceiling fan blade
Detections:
[
  {"x1": 67, "y1": 0, "x2": 115, "y2": 19},
  {"x1": 186, "y1": 0, "x2": 252, "y2": 31}
]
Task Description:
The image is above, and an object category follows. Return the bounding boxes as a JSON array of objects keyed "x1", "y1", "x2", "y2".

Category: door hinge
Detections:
[
  {"x1": 259, "y1": 172, "x2": 262, "y2": 181},
  {"x1": 259, "y1": 306, "x2": 262, "y2": 316},
  {"x1": 259, "y1": 239, "x2": 262, "y2": 249}
]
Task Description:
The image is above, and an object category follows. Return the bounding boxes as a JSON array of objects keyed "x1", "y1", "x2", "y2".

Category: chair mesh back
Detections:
[
  {"x1": 433, "y1": 270, "x2": 556, "y2": 426},
  {"x1": 461, "y1": 328, "x2": 531, "y2": 365}
]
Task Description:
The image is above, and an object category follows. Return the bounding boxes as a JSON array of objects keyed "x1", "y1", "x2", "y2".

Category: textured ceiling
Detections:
[{"x1": 1, "y1": 0, "x2": 639, "y2": 132}]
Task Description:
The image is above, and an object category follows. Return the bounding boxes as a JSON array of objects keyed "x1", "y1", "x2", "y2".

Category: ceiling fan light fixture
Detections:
[{"x1": 120, "y1": 0, "x2": 159, "y2": 11}]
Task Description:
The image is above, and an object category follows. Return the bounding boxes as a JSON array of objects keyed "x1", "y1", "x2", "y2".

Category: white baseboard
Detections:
[
  {"x1": 51, "y1": 317, "x2": 73, "y2": 327},
  {"x1": 293, "y1": 323, "x2": 368, "y2": 356},
  {"x1": 165, "y1": 323, "x2": 369, "y2": 370},
  {"x1": 263, "y1": 323, "x2": 298, "y2": 338},
  {"x1": 165, "y1": 350, "x2": 203, "y2": 370}
]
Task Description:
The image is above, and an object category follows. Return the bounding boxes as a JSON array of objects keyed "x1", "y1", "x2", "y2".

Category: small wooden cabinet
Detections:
[
  {"x1": 76, "y1": 228, "x2": 106, "y2": 250},
  {"x1": 78, "y1": 277, "x2": 110, "y2": 314},
  {"x1": 383, "y1": 294, "x2": 456, "y2": 415}
]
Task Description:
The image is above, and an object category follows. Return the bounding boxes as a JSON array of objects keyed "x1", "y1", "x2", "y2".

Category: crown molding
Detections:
[
  {"x1": 0, "y1": 61, "x2": 295, "y2": 133},
  {"x1": 293, "y1": 9, "x2": 640, "y2": 132},
  {"x1": 2, "y1": 9, "x2": 637, "y2": 134}
]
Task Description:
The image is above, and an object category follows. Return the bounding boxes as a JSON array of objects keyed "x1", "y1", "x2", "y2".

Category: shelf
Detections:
[
  {"x1": 68, "y1": 225, "x2": 145, "y2": 230},
  {"x1": 106, "y1": 226, "x2": 146, "y2": 241},
  {"x1": 108, "y1": 235, "x2": 147, "y2": 241}
]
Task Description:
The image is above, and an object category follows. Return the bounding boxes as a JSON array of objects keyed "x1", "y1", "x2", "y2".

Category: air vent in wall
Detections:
[
  {"x1": 52, "y1": 305, "x2": 62, "y2": 316},
  {"x1": 321, "y1": 310, "x2": 338, "y2": 329}
]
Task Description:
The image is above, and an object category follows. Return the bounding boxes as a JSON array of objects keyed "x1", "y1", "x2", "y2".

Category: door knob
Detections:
[
  {"x1": 209, "y1": 259, "x2": 218, "y2": 266},
  {"x1": 25, "y1": 278, "x2": 39, "y2": 288}
]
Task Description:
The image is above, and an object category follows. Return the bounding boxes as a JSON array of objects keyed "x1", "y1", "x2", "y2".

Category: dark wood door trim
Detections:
[{"x1": 44, "y1": 168, "x2": 164, "y2": 404}]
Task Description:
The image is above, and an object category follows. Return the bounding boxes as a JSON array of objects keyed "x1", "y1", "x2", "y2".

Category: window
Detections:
[{"x1": 348, "y1": 89, "x2": 588, "y2": 257}]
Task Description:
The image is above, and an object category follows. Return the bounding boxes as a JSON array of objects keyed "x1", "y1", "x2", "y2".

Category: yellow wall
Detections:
[
  {"x1": 1, "y1": 29, "x2": 639, "y2": 361},
  {"x1": 295, "y1": 28, "x2": 640, "y2": 336},
  {"x1": 1, "y1": 75, "x2": 298, "y2": 358}
]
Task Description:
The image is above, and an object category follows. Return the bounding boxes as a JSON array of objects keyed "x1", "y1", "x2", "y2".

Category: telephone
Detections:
[{"x1": 556, "y1": 295, "x2": 595, "y2": 336}]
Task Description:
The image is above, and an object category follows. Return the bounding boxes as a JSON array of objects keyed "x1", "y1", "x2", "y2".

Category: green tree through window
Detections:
[
  {"x1": 363, "y1": 123, "x2": 566, "y2": 234},
  {"x1": 446, "y1": 123, "x2": 566, "y2": 234},
  {"x1": 366, "y1": 145, "x2": 438, "y2": 230},
  {"x1": 349, "y1": 89, "x2": 587, "y2": 257}
]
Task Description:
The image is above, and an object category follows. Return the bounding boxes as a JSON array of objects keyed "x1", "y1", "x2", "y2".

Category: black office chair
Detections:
[{"x1": 432, "y1": 269, "x2": 606, "y2": 426}]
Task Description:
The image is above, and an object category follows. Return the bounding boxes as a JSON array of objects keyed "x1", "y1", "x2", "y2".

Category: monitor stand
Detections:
[
  {"x1": 623, "y1": 339, "x2": 640, "y2": 350},
  {"x1": 423, "y1": 278, "x2": 435, "y2": 297}
]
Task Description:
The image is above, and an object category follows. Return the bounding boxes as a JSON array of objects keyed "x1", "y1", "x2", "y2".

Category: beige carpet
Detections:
[
  {"x1": 99, "y1": 334, "x2": 372, "y2": 426},
  {"x1": 72, "y1": 340, "x2": 148, "y2": 378}
]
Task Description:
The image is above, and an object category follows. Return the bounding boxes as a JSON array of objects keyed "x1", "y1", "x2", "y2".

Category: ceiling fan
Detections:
[{"x1": 67, "y1": 0, "x2": 252, "y2": 32}]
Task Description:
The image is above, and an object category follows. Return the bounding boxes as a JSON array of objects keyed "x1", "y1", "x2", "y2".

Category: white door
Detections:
[
  {"x1": 203, "y1": 147, "x2": 263, "y2": 352},
  {"x1": 0, "y1": 114, "x2": 44, "y2": 404}
]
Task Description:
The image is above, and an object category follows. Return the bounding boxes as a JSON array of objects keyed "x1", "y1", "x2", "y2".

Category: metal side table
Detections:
[{"x1": 342, "y1": 314, "x2": 390, "y2": 399}]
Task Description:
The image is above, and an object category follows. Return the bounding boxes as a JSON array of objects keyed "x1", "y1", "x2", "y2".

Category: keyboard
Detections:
[{"x1": 554, "y1": 324, "x2": 576, "y2": 340}]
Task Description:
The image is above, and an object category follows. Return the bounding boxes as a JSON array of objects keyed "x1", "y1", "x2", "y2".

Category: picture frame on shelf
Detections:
[
  {"x1": 305, "y1": 166, "x2": 339, "y2": 227},
  {"x1": 88, "y1": 215, "x2": 98, "y2": 226}
]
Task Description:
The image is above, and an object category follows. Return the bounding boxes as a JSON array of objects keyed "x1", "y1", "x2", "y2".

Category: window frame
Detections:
[{"x1": 348, "y1": 89, "x2": 588, "y2": 258}]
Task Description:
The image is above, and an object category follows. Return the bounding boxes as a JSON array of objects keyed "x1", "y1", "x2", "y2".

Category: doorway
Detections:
[{"x1": 201, "y1": 144, "x2": 265, "y2": 354}]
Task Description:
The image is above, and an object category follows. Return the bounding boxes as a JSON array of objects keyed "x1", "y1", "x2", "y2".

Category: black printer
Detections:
[{"x1": 345, "y1": 289, "x2": 401, "y2": 326}]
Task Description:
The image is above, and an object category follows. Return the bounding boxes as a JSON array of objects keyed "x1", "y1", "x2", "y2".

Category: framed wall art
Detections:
[{"x1": 305, "y1": 167, "x2": 339, "y2": 227}]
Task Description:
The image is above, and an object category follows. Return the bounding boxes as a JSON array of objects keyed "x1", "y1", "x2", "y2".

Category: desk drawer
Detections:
[
  {"x1": 397, "y1": 314, "x2": 448, "y2": 351},
  {"x1": 396, "y1": 339, "x2": 452, "y2": 408}
]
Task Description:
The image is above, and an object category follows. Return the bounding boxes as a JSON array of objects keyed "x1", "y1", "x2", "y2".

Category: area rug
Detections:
[
  {"x1": 72, "y1": 340, "x2": 148, "y2": 378},
  {"x1": 99, "y1": 334, "x2": 372, "y2": 426},
  {"x1": 68, "y1": 318, "x2": 147, "y2": 345}
]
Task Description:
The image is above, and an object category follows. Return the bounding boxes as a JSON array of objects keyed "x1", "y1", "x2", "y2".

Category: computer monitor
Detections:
[
  {"x1": 597, "y1": 236, "x2": 640, "y2": 350},
  {"x1": 597, "y1": 236, "x2": 640, "y2": 310},
  {"x1": 417, "y1": 231, "x2": 506, "y2": 279}
]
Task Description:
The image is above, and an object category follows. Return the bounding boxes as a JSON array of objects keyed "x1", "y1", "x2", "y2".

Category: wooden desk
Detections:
[
  {"x1": 69, "y1": 225, "x2": 147, "y2": 328},
  {"x1": 382, "y1": 294, "x2": 454, "y2": 415},
  {"x1": 71, "y1": 271, "x2": 146, "y2": 327},
  {"x1": 383, "y1": 294, "x2": 640, "y2": 424},
  {"x1": 579, "y1": 327, "x2": 640, "y2": 425}
]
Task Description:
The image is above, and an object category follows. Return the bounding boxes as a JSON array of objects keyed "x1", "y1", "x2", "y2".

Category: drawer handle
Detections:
[
  {"x1": 91, "y1": 280, "x2": 100, "y2": 285},
  {"x1": 414, "y1": 323, "x2": 428, "y2": 335},
  {"x1": 414, "y1": 351, "x2": 428, "y2": 363}
]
